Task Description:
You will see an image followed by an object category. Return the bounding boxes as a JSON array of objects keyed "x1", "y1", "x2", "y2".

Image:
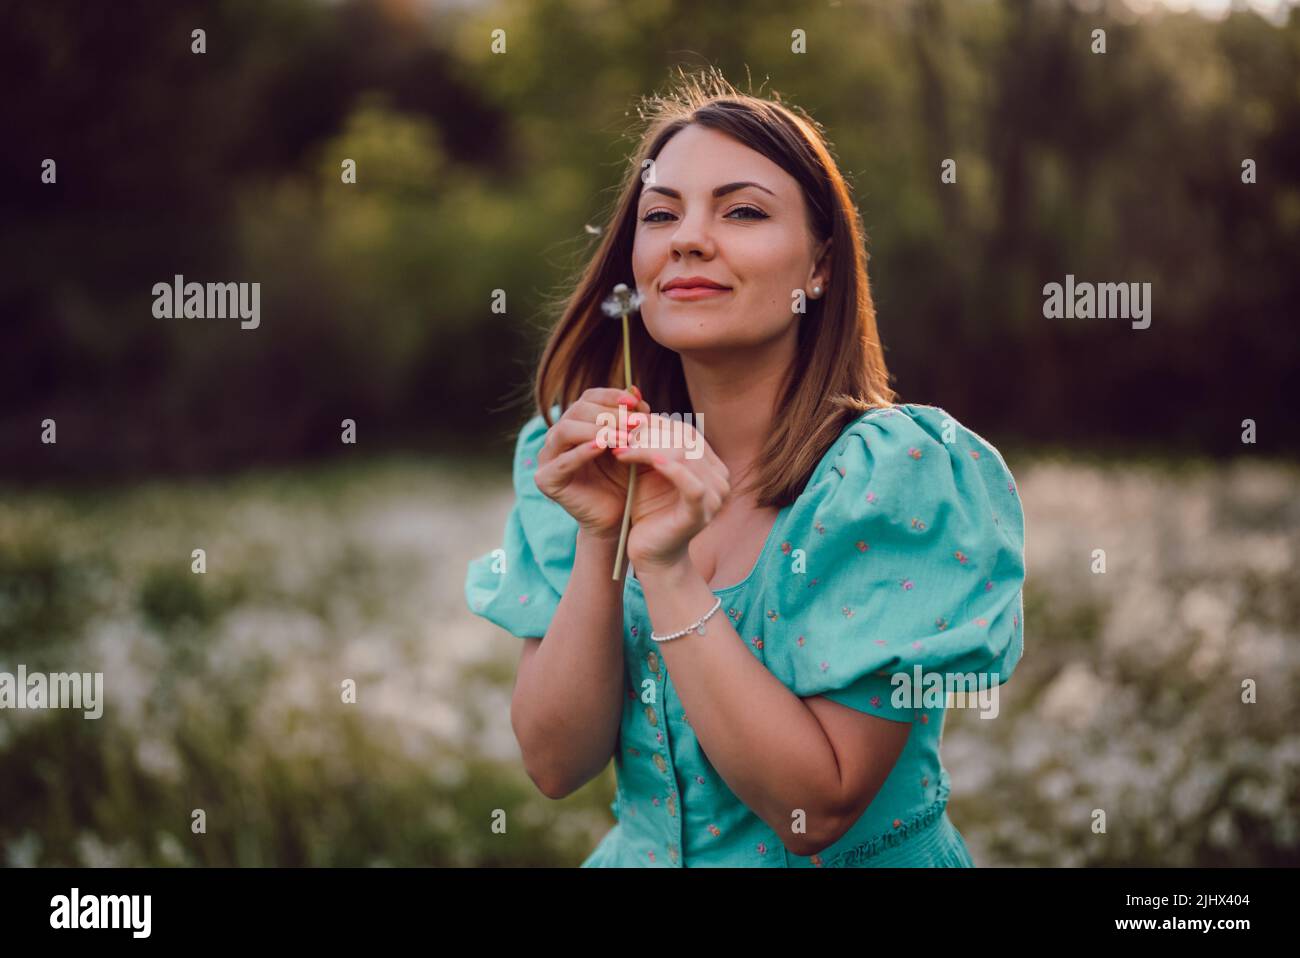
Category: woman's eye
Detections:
[{"x1": 640, "y1": 207, "x2": 768, "y2": 223}]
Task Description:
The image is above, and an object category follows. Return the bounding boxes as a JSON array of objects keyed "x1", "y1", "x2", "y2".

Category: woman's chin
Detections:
[
  {"x1": 653, "y1": 328, "x2": 738, "y2": 353},
  {"x1": 649, "y1": 316, "x2": 787, "y2": 356}
]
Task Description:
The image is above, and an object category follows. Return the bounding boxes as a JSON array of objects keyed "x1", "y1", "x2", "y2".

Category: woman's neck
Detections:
[{"x1": 679, "y1": 341, "x2": 792, "y2": 482}]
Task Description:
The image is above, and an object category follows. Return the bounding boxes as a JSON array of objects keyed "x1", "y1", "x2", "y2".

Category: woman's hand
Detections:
[
  {"x1": 609, "y1": 412, "x2": 731, "y2": 570},
  {"x1": 533, "y1": 387, "x2": 650, "y2": 539}
]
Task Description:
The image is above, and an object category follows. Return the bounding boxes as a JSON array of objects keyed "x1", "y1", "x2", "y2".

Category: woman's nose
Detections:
[{"x1": 670, "y1": 210, "x2": 715, "y2": 258}]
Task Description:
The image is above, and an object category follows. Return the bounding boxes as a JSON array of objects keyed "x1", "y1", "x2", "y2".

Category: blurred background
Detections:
[{"x1": 1, "y1": 0, "x2": 1297, "y2": 866}]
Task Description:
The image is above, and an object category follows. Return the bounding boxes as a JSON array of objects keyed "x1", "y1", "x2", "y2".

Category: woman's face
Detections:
[{"x1": 631, "y1": 123, "x2": 830, "y2": 355}]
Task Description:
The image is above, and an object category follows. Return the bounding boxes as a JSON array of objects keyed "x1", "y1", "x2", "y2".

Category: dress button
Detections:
[
  {"x1": 667, "y1": 793, "x2": 677, "y2": 817},
  {"x1": 644, "y1": 705, "x2": 658, "y2": 727},
  {"x1": 647, "y1": 650, "x2": 659, "y2": 673},
  {"x1": 668, "y1": 843, "x2": 679, "y2": 864},
  {"x1": 653, "y1": 752, "x2": 668, "y2": 774}
]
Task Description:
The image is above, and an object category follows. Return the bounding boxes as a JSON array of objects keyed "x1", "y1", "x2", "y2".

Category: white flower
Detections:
[
  {"x1": 600, "y1": 284, "x2": 644, "y2": 318},
  {"x1": 1038, "y1": 662, "x2": 1108, "y2": 730}
]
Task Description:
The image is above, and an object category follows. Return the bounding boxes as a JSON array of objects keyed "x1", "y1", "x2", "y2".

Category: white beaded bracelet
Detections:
[{"x1": 650, "y1": 596, "x2": 723, "y2": 643}]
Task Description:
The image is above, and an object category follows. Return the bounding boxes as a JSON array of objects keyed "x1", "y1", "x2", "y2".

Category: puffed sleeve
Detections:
[
  {"x1": 464, "y1": 408, "x2": 580, "y2": 639},
  {"x1": 766, "y1": 405, "x2": 1026, "y2": 723}
]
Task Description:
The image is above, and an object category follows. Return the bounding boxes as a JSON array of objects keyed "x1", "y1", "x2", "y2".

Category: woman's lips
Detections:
[{"x1": 662, "y1": 285, "x2": 733, "y2": 301}]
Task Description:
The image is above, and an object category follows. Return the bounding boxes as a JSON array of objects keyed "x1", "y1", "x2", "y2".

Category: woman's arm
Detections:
[
  {"x1": 638, "y1": 558, "x2": 910, "y2": 857},
  {"x1": 510, "y1": 528, "x2": 627, "y2": 799}
]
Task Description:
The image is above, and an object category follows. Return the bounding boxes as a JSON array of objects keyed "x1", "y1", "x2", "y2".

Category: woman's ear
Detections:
[{"x1": 811, "y1": 238, "x2": 832, "y2": 294}]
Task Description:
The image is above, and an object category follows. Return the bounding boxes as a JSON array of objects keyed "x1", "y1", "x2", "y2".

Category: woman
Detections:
[{"x1": 465, "y1": 68, "x2": 1026, "y2": 867}]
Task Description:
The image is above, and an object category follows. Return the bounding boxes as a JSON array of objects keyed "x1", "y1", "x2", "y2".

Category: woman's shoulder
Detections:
[
  {"x1": 514, "y1": 406, "x2": 556, "y2": 459},
  {"x1": 463, "y1": 405, "x2": 575, "y2": 639},
  {"x1": 761, "y1": 402, "x2": 1029, "y2": 715},
  {"x1": 834, "y1": 403, "x2": 1013, "y2": 469},
  {"x1": 794, "y1": 402, "x2": 1024, "y2": 545},
  {"x1": 821, "y1": 402, "x2": 1017, "y2": 489},
  {"x1": 509, "y1": 405, "x2": 564, "y2": 492}
]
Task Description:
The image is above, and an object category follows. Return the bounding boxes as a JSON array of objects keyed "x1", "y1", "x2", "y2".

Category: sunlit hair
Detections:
[{"x1": 526, "y1": 65, "x2": 897, "y2": 507}]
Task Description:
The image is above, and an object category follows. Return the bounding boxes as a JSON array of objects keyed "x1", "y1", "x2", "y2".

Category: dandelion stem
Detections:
[{"x1": 613, "y1": 312, "x2": 636, "y2": 581}]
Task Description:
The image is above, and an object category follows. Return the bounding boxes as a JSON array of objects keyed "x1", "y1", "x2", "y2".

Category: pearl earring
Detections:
[{"x1": 812, "y1": 285, "x2": 822, "y2": 296}]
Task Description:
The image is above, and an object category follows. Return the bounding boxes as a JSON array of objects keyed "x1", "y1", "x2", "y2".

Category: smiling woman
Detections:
[{"x1": 464, "y1": 65, "x2": 1027, "y2": 867}]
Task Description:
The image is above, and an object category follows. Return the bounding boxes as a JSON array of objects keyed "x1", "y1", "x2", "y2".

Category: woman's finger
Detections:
[
  {"x1": 564, "y1": 398, "x2": 650, "y2": 451},
  {"x1": 612, "y1": 446, "x2": 721, "y2": 522},
  {"x1": 568, "y1": 395, "x2": 647, "y2": 425},
  {"x1": 638, "y1": 413, "x2": 726, "y2": 478},
  {"x1": 537, "y1": 431, "x2": 611, "y2": 486},
  {"x1": 536, "y1": 417, "x2": 600, "y2": 466},
  {"x1": 579, "y1": 386, "x2": 642, "y2": 407}
]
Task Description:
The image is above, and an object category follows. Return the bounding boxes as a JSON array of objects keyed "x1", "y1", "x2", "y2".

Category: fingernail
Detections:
[
  {"x1": 618, "y1": 394, "x2": 636, "y2": 406},
  {"x1": 631, "y1": 385, "x2": 642, "y2": 400}
]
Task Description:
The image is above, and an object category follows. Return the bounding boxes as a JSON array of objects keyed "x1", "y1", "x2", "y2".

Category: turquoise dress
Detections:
[{"x1": 465, "y1": 403, "x2": 1026, "y2": 867}]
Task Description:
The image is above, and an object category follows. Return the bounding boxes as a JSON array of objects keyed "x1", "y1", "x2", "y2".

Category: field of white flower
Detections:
[
  {"x1": 1, "y1": 452, "x2": 1296, "y2": 866},
  {"x1": 945, "y1": 454, "x2": 1300, "y2": 866}
]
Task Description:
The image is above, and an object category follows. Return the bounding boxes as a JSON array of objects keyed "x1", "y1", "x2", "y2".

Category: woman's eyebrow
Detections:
[{"x1": 640, "y1": 181, "x2": 776, "y2": 201}]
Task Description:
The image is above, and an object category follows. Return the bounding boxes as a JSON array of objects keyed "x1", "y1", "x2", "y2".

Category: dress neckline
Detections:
[{"x1": 627, "y1": 499, "x2": 794, "y2": 598}]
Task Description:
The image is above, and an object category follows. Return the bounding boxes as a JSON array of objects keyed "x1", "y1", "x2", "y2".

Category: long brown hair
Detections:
[{"x1": 528, "y1": 65, "x2": 897, "y2": 508}]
